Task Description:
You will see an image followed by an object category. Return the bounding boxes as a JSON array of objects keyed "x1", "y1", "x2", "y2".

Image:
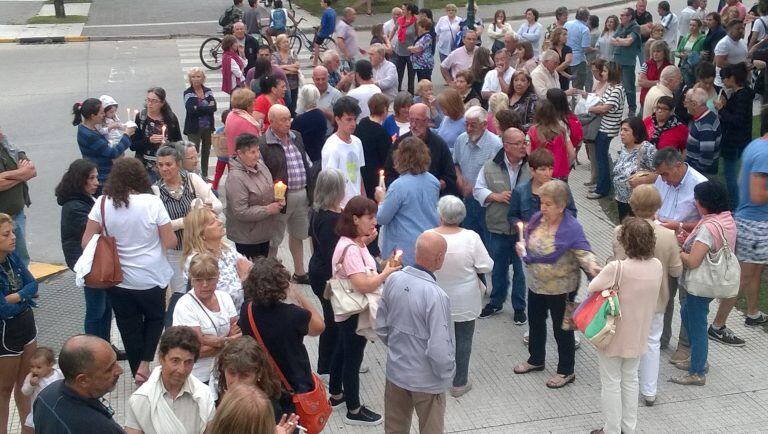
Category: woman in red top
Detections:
[
  {"x1": 252, "y1": 75, "x2": 286, "y2": 133},
  {"x1": 547, "y1": 88, "x2": 583, "y2": 166},
  {"x1": 637, "y1": 41, "x2": 671, "y2": 109},
  {"x1": 221, "y1": 35, "x2": 245, "y2": 95},
  {"x1": 643, "y1": 95, "x2": 689, "y2": 153},
  {"x1": 527, "y1": 100, "x2": 577, "y2": 181}
]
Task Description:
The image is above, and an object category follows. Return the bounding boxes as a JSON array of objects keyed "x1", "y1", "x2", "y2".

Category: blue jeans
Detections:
[
  {"x1": 84, "y1": 286, "x2": 112, "y2": 342},
  {"x1": 12, "y1": 211, "x2": 29, "y2": 266},
  {"x1": 487, "y1": 232, "x2": 526, "y2": 312},
  {"x1": 595, "y1": 131, "x2": 613, "y2": 197},
  {"x1": 680, "y1": 293, "x2": 712, "y2": 376},
  {"x1": 723, "y1": 156, "x2": 740, "y2": 210},
  {"x1": 454, "y1": 320, "x2": 475, "y2": 387},
  {"x1": 620, "y1": 63, "x2": 637, "y2": 114},
  {"x1": 462, "y1": 197, "x2": 489, "y2": 246}
]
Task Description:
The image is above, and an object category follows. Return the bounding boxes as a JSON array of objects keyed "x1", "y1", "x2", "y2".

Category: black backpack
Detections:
[{"x1": 219, "y1": 6, "x2": 237, "y2": 28}]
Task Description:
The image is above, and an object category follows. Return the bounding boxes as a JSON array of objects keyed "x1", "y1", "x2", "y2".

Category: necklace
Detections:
[{"x1": 1, "y1": 261, "x2": 20, "y2": 292}]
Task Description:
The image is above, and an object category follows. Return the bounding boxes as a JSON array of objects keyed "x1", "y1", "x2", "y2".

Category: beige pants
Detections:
[{"x1": 384, "y1": 380, "x2": 446, "y2": 434}]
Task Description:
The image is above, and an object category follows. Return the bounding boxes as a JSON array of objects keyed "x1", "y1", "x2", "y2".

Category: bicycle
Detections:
[
  {"x1": 199, "y1": 30, "x2": 268, "y2": 70},
  {"x1": 286, "y1": 17, "x2": 336, "y2": 60}
]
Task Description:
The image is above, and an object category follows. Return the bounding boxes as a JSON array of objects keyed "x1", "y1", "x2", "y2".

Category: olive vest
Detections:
[{"x1": 482, "y1": 150, "x2": 530, "y2": 235}]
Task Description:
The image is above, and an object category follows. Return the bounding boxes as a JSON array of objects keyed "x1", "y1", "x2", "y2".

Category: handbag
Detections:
[
  {"x1": 212, "y1": 133, "x2": 228, "y2": 157},
  {"x1": 629, "y1": 142, "x2": 655, "y2": 183},
  {"x1": 247, "y1": 304, "x2": 331, "y2": 434},
  {"x1": 84, "y1": 196, "x2": 123, "y2": 289},
  {"x1": 685, "y1": 221, "x2": 741, "y2": 299},
  {"x1": 573, "y1": 260, "x2": 623, "y2": 350},
  {"x1": 323, "y1": 244, "x2": 370, "y2": 316}
]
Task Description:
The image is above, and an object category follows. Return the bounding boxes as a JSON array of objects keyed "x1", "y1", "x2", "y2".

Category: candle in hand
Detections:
[
  {"x1": 378, "y1": 169, "x2": 385, "y2": 189},
  {"x1": 274, "y1": 180, "x2": 287, "y2": 200},
  {"x1": 161, "y1": 125, "x2": 167, "y2": 139},
  {"x1": 133, "y1": 109, "x2": 139, "y2": 119},
  {"x1": 126, "y1": 107, "x2": 131, "y2": 121},
  {"x1": 517, "y1": 222, "x2": 525, "y2": 243}
]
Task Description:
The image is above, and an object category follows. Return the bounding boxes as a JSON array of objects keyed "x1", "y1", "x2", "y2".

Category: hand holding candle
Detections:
[
  {"x1": 516, "y1": 222, "x2": 527, "y2": 258},
  {"x1": 378, "y1": 169, "x2": 385, "y2": 189},
  {"x1": 161, "y1": 125, "x2": 167, "y2": 141},
  {"x1": 387, "y1": 249, "x2": 403, "y2": 268},
  {"x1": 274, "y1": 180, "x2": 287, "y2": 200}
]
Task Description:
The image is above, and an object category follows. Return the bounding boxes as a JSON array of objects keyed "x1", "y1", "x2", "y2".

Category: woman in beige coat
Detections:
[
  {"x1": 589, "y1": 217, "x2": 663, "y2": 434},
  {"x1": 611, "y1": 185, "x2": 683, "y2": 406}
]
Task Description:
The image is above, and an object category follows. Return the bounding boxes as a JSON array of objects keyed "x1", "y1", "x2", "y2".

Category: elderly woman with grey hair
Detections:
[
  {"x1": 152, "y1": 144, "x2": 222, "y2": 326},
  {"x1": 291, "y1": 84, "x2": 328, "y2": 163},
  {"x1": 173, "y1": 140, "x2": 200, "y2": 175},
  {"x1": 383, "y1": 91, "x2": 413, "y2": 141},
  {"x1": 429, "y1": 195, "x2": 493, "y2": 397},
  {"x1": 183, "y1": 66, "x2": 217, "y2": 178},
  {"x1": 307, "y1": 168, "x2": 347, "y2": 377}
]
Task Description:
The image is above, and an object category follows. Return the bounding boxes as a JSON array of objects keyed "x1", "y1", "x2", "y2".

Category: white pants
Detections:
[
  {"x1": 638, "y1": 312, "x2": 664, "y2": 397},
  {"x1": 166, "y1": 249, "x2": 186, "y2": 294},
  {"x1": 597, "y1": 352, "x2": 641, "y2": 434}
]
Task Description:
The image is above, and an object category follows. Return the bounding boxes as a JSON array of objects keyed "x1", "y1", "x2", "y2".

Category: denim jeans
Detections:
[
  {"x1": 680, "y1": 293, "x2": 712, "y2": 376},
  {"x1": 84, "y1": 286, "x2": 112, "y2": 342},
  {"x1": 527, "y1": 290, "x2": 575, "y2": 375},
  {"x1": 310, "y1": 276, "x2": 338, "y2": 375},
  {"x1": 595, "y1": 132, "x2": 613, "y2": 197},
  {"x1": 453, "y1": 320, "x2": 475, "y2": 387},
  {"x1": 722, "y1": 156, "x2": 740, "y2": 210},
  {"x1": 620, "y1": 63, "x2": 637, "y2": 114},
  {"x1": 487, "y1": 232, "x2": 526, "y2": 312},
  {"x1": 462, "y1": 197, "x2": 489, "y2": 246},
  {"x1": 329, "y1": 314, "x2": 367, "y2": 410},
  {"x1": 12, "y1": 211, "x2": 29, "y2": 266},
  {"x1": 108, "y1": 286, "x2": 166, "y2": 376}
]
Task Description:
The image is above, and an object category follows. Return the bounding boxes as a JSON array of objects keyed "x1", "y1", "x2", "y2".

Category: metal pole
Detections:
[{"x1": 466, "y1": 0, "x2": 475, "y2": 30}]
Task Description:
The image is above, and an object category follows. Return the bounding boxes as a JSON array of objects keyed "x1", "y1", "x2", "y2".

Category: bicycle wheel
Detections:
[
  {"x1": 321, "y1": 37, "x2": 337, "y2": 54},
  {"x1": 288, "y1": 34, "x2": 303, "y2": 55},
  {"x1": 200, "y1": 37, "x2": 223, "y2": 70}
]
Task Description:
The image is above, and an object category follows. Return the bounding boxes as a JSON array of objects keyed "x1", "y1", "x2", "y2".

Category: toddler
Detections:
[
  {"x1": 21, "y1": 347, "x2": 64, "y2": 429},
  {"x1": 98, "y1": 95, "x2": 126, "y2": 146}
]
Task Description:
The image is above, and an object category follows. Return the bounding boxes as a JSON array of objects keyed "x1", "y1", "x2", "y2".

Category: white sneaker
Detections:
[
  {"x1": 575, "y1": 334, "x2": 581, "y2": 349},
  {"x1": 523, "y1": 330, "x2": 530, "y2": 345}
]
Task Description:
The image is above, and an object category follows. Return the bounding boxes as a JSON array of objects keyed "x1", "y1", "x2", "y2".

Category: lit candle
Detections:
[
  {"x1": 126, "y1": 107, "x2": 131, "y2": 121},
  {"x1": 133, "y1": 109, "x2": 139, "y2": 119},
  {"x1": 517, "y1": 221, "x2": 525, "y2": 243},
  {"x1": 378, "y1": 169, "x2": 385, "y2": 189},
  {"x1": 161, "y1": 125, "x2": 167, "y2": 142},
  {"x1": 393, "y1": 249, "x2": 402, "y2": 261},
  {"x1": 274, "y1": 180, "x2": 287, "y2": 200}
]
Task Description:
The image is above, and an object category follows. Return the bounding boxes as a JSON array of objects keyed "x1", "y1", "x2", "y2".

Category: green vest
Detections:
[
  {"x1": 482, "y1": 154, "x2": 531, "y2": 235},
  {"x1": 0, "y1": 145, "x2": 24, "y2": 216}
]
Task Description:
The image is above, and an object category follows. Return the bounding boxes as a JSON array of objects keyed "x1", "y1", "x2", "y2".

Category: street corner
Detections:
[{"x1": 28, "y1": 261, "x2": 69, "y2": 282}]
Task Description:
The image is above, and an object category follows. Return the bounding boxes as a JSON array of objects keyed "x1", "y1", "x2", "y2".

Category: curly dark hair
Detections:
[
  {"x1": 619, "y1": 217, "x2": 656, "y2": 260},
  {"x1": 55, "y1": 159, "x2": 96, "y2": 202},
  {"x1": 694, "y1": 180, "x2": 730, "y2": 214},
  {"x1": 158, "y1": 326, "x2": 201, "y2": 362},
  {"x1": 214, "y1": 336, "x2": 281, "y2": 400},
  {"x1": 102, "y1": 158, "x2": 151, "y2": 209},
  {"x1": 243, "y1": 257, "x2": 290, "y2": 307}
]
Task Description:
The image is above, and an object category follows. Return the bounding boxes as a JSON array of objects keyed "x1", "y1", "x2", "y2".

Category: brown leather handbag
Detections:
[{"x1": 84, "y1": 196, "x2": 123, "y2": 289}]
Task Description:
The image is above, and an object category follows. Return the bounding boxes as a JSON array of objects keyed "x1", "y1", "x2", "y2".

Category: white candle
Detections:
[
  {"x1": 517, "y1": 222, "x2": 525, "y2": 243},
  {"x1": 378, "y1": 169, "x2": 385, "y2": 189},
  {"x1": 161, "y1": 125, "x2": 167, "y2": 140},
  {"x1": 126, "y1": 107, "x2": 130, "y2": 121}
]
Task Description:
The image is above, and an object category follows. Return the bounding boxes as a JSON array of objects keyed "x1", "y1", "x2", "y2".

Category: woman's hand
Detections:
[
  {"x1": 236, "y1": 257, "x2": 253, "y2": 280},
  {"x1": 374, "y1": 186, "x2": 386, "y2": 203},
  {"x1": 515, "y1": 241, "x2": 526, "y2": 258},
  {"x1": 266, "y1": 201, "x2": 285, "y2": 215},
  {"x1": 149, "y1": 134, "x2": 164, "y2": 144},
  {"x1": 275, "y1": 413, "x2": 300, "y2": 434},
  {"x1": 381, "y1": 261, "x2": 402, "y2": 278},
  {"x1": 125, "y1": 126, "x2": 136, "y2": 137},
  {"x1": 587, "y1": 261, "x2": 602, "y2": 278},
  {"x1": 714, "y1": 95, "x2": 726, "y2": 111},
  {"x1": 361, "y1": 227, "x2": 378, "y2": 246}
]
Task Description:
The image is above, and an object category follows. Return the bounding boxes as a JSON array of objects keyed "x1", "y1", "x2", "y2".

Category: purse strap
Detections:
[
  {"x1": 247, "y1": 302, "x2": 294, "y2": 393},
  {"x1": 100, "y1": 196, "x2": 110, "y2": 237},
  {"x1": 189, "y1": 293, "x2": 220, "y2": 335},
  {"x1": 610, "y1": 260, "x2": 623, "y2": 292},
  {"x1": 333, "y1": 243, "x2": 356, "y2": 276}
]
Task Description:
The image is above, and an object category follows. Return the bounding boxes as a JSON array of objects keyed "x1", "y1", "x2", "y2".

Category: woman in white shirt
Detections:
[
  {"x1": 81, "y1": 158, "x2": 177, "y2": 386},
  {"x1": 429, "y1": 196, "x2": 493, "y2": 398},
  {"x1": 518, "y1": 8, "x2": 543, "y2": 58},
  {"x1": 435, "y1": 4, "x2": 463, "y2": 61},
  {"x1": 173, "y1": 254, "x2": 241, "y2": 384}
]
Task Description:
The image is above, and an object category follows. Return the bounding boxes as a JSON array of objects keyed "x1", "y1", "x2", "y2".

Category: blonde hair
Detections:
[
  {"x1": 0, "y1": 213, "x2": 11, "y2": 228},
  {"x1": 231, "y1": 88, "x2": 256, "y2": 110},
  {"x1": 445, "y1": 3, "x2": 457, "y2": 12},
  {"x1": 206, "y1": 385, "x2": 275, "y2": 434},
  {"x1": 538, "y1": 179, "x2": 570, "y2": 208},
  {"x1": 186, "y1": 67, "x2": 207, "y2": 84},
  {"x1": 629, "y1": 184, "x2": 662, "y2": 219},
  {"x1": 181, "y1": 208, "x2": 227, "y2": 266},
  {"x1": 275, "y1": 33, "x2": 289, "y2": 48},
  {"x1": 188, "y1": 253, "x2": 220, "y2": 280},
  {"x1": 488, "y1": 92, "x2": 510, "y2": 114},
  {"x1": 415, "y1": 79, "x2": 432, "y2": 97}
]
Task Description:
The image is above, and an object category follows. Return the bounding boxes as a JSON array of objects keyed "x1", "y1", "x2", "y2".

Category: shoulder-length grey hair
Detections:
[
  {"x1": 437, "y1": 195, "x2": 466, "y2": 226},
  {"x1": 313, "y1": 168, "x2": 345, "y2": 210},
  {"x1": 298, "y1": 84, "x2": 321, "y2": 110}
]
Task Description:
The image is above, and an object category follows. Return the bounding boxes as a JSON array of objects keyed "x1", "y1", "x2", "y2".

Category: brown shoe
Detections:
[
  {"x1": 673, "y1": 360, "x2": 709, "y2": 373},
  {"x1": 670, "y1": 373, "x2": 706, "y2": 386},
  {"x1": 669, "y1": 348, "x2": 690, "y2": 364}
]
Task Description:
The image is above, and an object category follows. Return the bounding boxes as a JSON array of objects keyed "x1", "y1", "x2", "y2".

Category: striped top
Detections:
[
  {"x1": 599, "y1": 84, "x2": 626, "y2": 136},
  {"x1": 155, "y1": 171, "x2": 196, "y2": 250}
]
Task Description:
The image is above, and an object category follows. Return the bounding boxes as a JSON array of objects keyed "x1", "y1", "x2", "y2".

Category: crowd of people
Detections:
[{"x1": 3, "y1": 0, "x2": 768, "y2": 433}]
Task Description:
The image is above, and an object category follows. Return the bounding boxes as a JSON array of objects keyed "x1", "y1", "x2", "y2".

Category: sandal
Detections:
[
  {"x1": 513, "y1": 362, "x2": 545, "y2": 374},
  {"x1": 546, "y1": 373, "x2": 575, "y2": 389},
  {"x1": 134, "y1": 371, "x2": 150, "y2": 387}
]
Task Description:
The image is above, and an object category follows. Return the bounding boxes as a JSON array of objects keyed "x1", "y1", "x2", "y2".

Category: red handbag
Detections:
[
  {"x1": 247, "y1": 303, "x2": 331, "y2": 434},
  {"x1": 84, "y1": 196, "x2": 123, "y2": 289}
]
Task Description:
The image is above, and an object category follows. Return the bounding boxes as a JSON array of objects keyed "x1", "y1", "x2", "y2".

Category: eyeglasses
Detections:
[
  {"x1": 504, "y1": 141, "x2": 526, "y2": 147},
  {"x1": 191, "y1": 276, "x2": 219, "y2": 284},
  {"x1": 145, "y1": 98, "x2": 162, "y2": 104}
]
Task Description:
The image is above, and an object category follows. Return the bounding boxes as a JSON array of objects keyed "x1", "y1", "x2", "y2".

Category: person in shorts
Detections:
[{"x1": 314, "y1": 0, "x2": 337, "y2": 66}]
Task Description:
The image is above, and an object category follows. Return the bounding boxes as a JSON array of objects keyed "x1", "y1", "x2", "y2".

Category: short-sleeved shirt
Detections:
[
  {"x1": 453, "y1": 130, "x2": 503, "y2": 187},
  {"x1": 563, "y1": 19, "x2": 591, "y2": 65},
  {"x1": 183, "y1": 248, "x2": 245, "y2": 310},
  {"x1": 253, "y1": 94, "x2": 285, "y2": 132},
  {"x1": 331, "y1": 236, "x2": 378, "y2": 319},
  {"x1": 335, "y1": 19, "x2": 360, "y2": 61},
  {"x1": 321, "y1": 133, "x2": 365, "y2": 207},
  {"x1": 88, "y1": 194, "x2": 173, "y2": 289},
  {"x1": 714, "y1": 36, "x2": 747, "y2": 86},
  {"x1": 173, "y1": 291, "x2": 237, "y2": 382},
  {"x1": 411, "y1": 33, "x2": 434, "y2": 70},
  {"x1": 612, "y1": 141, "x2": 656, "y2": 203},
  {"x1": 599, "y1": 84, "x2": 626, "y2": 136},
  {"x1": 736, "y1": 138, "x2": 768, "y2": 221},
  {"x1": 347, "y1": 84, "x2": 382, "y2": 121},
  {"x1": 481, "y1": 66, "x2": 514, "y2": 94},
  {"x1": 654, "y1": 165, "x2": 708, "y2": 223}
]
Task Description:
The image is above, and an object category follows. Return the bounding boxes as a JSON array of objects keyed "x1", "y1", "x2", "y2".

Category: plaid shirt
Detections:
[{"x1": 267, "y1": 128, "x2": 306, "y2": 190}]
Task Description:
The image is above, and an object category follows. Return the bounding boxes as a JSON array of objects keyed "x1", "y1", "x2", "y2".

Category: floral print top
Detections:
[
  {"x1": 183, "y1": 245, "x2": 245, "y2": 310},
  {"x1": 410, "y1": 33, "x2": 434, "y2": 70},
  {"x1": 612, "y1": 141, "x2": 656, "y2": 204},
  {"x1": 526, "y1": 222, "x2": 596, "y2": 295}
]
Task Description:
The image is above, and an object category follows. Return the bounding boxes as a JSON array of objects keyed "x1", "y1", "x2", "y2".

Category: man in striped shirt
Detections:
[{"x1": 684, "y1": 87, "x2": 722, "y2": 176}]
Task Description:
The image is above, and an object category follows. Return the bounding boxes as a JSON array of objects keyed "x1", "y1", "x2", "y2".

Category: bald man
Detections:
[
  {"x1": 258, "y1": 104, "x2": 313, "y2": 283},
  {"x1": 295, "y1": 66, "x2": 342, "y2": 141},
  {"x1": 376, "y1": 231, "x2": 454, "y2": 434},
  {"x1": 232, "y1": 21, "x2": 259, "y2": 75},
  {"x1": 34, "y1": 335, "x2": 125, "y2": 433},
  {"x1": 475, "y1": 128, "x2": 531, "y2": 321},
  {"x1": 386, "y1": 103, "x2": 458, "y2": 196}
]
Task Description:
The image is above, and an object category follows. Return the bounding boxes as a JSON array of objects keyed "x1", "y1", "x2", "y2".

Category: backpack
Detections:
[
  {"x1": 271, "y1": 8, "x2": 287, "y2": 30},
  {"x1": 219, "y1": 6, "x2": 237, "y2": 27}
]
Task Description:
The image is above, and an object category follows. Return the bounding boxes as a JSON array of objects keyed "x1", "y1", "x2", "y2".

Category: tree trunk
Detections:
[{"x1": 53, "y1": 0, "x2": 66, "y2": 18}]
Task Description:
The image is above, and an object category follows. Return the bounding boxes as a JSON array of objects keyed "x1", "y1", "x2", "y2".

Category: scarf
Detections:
[
  {"x1": 684, "y1": 211, "x2": 737, "y2": 252},
  {"x1": 397, "y1": 15, "x2": 416, "y2": 43},
  {"x1": 221, "y1": 50, "x2": 244, "y2": 94},
  {"x1": 524, "y1": 210, "x2": 592, "y2": 264},
  {"x1": 649, "y1": 113, "x2": 681, "y2": 146},
  {"x1": 230, "y1": 108, "x2": 261, "y2": 130}
]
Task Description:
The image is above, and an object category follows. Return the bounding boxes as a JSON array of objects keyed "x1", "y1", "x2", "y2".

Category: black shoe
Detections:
[
  {"x1": 708, "y1": 325, "x2": 746, "y2": 346},
  {"x1": 344, "y1": 406, "x2": 382, "y2": 426},
  {"x1": 292, "y1": 273, "x2": 310, "y2": 285},
  {"x1": 479, "y1": 305, "x2": 502, "y2": 318},
  {"x1": 745, "y1": 312, "x2": 768, "y2": 327},
  {"x1": 329, "y1": 395, "x2": 346, "y2": 408},
  {"x1": 513, "y1": 310, "x2": 527, "y2": 325},
  {"x1": 111, "y1": 345, "x2": 128, "y2": 361}
]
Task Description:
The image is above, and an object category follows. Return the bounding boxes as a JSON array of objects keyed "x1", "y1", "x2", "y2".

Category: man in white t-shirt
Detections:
[
  {"x1": 481, "y1": 49, "x2": 514, "y2": 100},
  {"x1": 714, "y1": 19, "x2": 747, "y2": 86},
  {"x1": 335, "y1": 7, "x2": 365, "y2": 67},
  {"x1": 347, "y1": 59, "x2": 382, "y2": 121},
  {"x1": 321, "y1": 96, "x2": 366, "y2": 207}
]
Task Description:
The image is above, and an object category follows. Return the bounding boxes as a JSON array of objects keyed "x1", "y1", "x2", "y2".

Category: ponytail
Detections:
[{"x1": 72, "y1": 98, "x2": 102, "y2": 126}]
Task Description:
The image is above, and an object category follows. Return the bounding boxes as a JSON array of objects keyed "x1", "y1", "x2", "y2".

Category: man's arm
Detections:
[
  {"x1": 425, "y1": 294, "x2": 456, "y2": 382},
  {"x1": 0, "y1": 160, "x2": 35, "y2": 192}
]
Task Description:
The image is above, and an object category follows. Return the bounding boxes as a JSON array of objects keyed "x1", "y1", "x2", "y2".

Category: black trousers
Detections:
[
  {"x1": 329, "y1": 314, "x2": 367, "y2": 410},
  {"x1": 235, "y1": 241, "x2": 270, "y2": 260},
  {"x1": 310, "y1": 276, "x2": 338, "y2": 375},
  {"x1": 527, "y1": 290, "x2": 575, "y2": 376},
  {"x1": 393, "y1": 54, "x2": 416, "y2": 95},
  {"x1": 108, "y1": 286, "x2": 165, "y2": 376}
]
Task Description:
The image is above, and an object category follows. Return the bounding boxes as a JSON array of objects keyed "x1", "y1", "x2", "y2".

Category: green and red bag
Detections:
[{"x1": 573, "y1": 260, "x2": 622, "y2": 350}]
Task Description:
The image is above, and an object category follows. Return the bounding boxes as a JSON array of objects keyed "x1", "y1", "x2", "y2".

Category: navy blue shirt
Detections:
[
  {"x1": 508, "y1": 180, "x2": 578, "y2": 228},
  {"x1": 34, "y1": 380, "x2": 125, "y2": 434}
]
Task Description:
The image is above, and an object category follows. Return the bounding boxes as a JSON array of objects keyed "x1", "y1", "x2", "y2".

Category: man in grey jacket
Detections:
[{"x1": 376, "y1": 231, "x2": 455, "y2": 434}]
